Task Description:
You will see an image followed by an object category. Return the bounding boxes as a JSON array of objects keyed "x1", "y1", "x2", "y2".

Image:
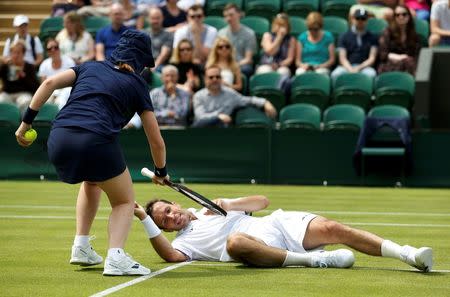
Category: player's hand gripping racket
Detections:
[{"x1": 141, "y1": 167, "x2": 227, "y2": 216}]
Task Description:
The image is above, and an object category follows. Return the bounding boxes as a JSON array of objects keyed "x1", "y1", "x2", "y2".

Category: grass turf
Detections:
[{"x1": 0, "y1": 181, "x2": 449, "y2": 297}]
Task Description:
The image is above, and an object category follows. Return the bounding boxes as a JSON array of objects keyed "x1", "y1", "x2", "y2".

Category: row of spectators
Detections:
[{"x1": 1, "y1": 0, "x2": 449, "y2": 128}]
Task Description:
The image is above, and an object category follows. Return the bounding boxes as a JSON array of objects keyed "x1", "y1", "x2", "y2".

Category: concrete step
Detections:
[{"x1": 0, "y1": 1, "x2": 52, "y2": 14}]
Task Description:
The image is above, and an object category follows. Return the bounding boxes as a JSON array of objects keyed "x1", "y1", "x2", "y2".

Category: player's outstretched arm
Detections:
[
  {"x1": 212, "y1": 195, "x2": 270, "y2": 213},
  {"x1": 134, "y1": 202, "x2": 188, "y2": 262}
]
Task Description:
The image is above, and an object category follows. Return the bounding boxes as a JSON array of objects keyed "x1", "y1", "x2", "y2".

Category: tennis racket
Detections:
[{"x1": 141, "y1": 167, "x2": 227, "y2": 216}]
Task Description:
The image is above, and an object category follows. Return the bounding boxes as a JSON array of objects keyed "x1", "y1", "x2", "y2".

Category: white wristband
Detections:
[{"x1": 141, "y1": 216, "x2": 161, "y2": 238}]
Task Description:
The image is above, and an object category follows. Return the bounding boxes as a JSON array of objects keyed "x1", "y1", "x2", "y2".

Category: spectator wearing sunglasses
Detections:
[
  {"x1": 169, "y1": 39, "x2": 202, "y2": 94},
  {"x1": 192, "y1": 65, "x2": 276, "y2": 128},
  {"x1": 37, "y1": 39, "x2": 75, "y2": 109},
  {"x1": 378, "y1": 5, "x2": 421, "y2": 75},
  {"x1": 295, "y1": 12, "x2": 335, "y2": 76},
  {"x1": 429, "y1": 0, "x2": 450, "y2": 47},
  {"x1": 331, "y1": 9, "x2": 378, "y2": 80},
  {"x1": 205, "y1": 37, "x2": 243, "y2": 92},
  {"x1": 172, "y1": 4, "x2": 217, "y2": 65}
]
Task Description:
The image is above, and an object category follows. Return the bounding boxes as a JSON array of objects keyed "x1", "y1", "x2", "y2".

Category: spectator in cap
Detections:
[
  {"x1": 350, "y1": 0, "x2": 395, "y2": 21},
  {"x1": 2, "y1": 15, "x2": 44, "y2": 66},
  {"x1": 331, "y1": 8, "x2": 378, "y2": 80}
]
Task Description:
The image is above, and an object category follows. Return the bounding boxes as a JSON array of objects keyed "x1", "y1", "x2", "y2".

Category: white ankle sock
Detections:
[
  {"x1": 108, "y1": 248, "x2": 125, "y2": 261},
  {"x1": 381, "y1": 240, "x2": 403, "y2": 259},
  {"x1": 74, "y1": 235, "x2": 89, "y2": 247},
  {"x1": 282, "y1": 251, "x2": 312, "y2": 267}
]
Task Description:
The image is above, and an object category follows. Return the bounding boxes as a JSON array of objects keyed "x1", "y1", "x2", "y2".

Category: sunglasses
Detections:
[
  {"x1": 309, "y1": 27, "x2": 320, "y2": 32},
  {"x1": 179, "y1": 47, "x2": 192, "y2": 52},
  {"x1": 207, "y1": 75, "x2": 221, "y2": 80},
  {"x1": 355, "y1": 17, "x2": 367, "y2": 21},
  {"x1": 47, "y1": 45, "x2": 59, "y2": 51},
  {"x1": 217, "y1": 44, "x2": 230, "y2": 50},
  {"x1": 395, "y1": 12, "x2": 409, "y2": 17},
  {"x1": 189, "y1": 14, "x2": 203, "y2": 19}
]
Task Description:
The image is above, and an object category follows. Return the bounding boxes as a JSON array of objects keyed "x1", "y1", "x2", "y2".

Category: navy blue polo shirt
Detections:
[
  {"x1": 338, "y1": 30, "x2": 378, "y2": 64},
  {"x1": 96, "y1": 25, "x2": 129, "y2": 59},
  {"x1": 53, "y1": 61, "x2": 153, "y2": 137}
]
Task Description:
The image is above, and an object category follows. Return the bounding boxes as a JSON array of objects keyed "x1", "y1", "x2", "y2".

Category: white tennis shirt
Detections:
[{"x1": 171, "y1": 208, "x2": 316, "y2": 262}]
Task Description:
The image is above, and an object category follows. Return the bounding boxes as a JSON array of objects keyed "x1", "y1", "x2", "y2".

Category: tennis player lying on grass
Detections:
[{"x1": 134, "y1": 195, "x2": 433, "y2": 272}]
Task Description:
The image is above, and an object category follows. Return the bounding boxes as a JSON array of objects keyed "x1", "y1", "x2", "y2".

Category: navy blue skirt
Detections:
[{"x1": 47, "y1": 127, "x2": 126, "y2": 184}]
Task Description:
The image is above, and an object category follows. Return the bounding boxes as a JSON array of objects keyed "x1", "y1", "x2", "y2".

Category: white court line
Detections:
[
  {"x1": 89, "y1": 261, "x2": 192, "y2": 297},
  {"x1": 1, "y1": 205, "x2": 450, "y2": 217},
  {"x1": 1, "y1": 215, "x2": 450, "y2": 228}
]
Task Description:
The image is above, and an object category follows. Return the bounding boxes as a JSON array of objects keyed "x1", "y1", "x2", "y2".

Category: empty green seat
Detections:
[
  {"x1": 83, "y1": 16, "x2": 111, "y2": 38},
  {"x1": 206, "y1": 0, "x2": 243, "y2": 16},
  {"x1": 149, "y1": 71, "x2": 163, "y2": 90},
  {"x1": 332, "y1": 72, "x2": 373, "y2": 111},
  {"x1": 204, "y1": 16, "x2": 227, "y2": 30},
  {"x1": 414, "y1": 18, "x2": 429, "y2": 46},
  {"x1": 34, "y1": 103, "x2": 60, "y2": 126},
  {"x1": 366, "y1": 17, "x2": 388, "y2": 36},
  {"x1": 0, "y1": 103, "x2": 21, "y2": 126},
  {"x1": 321, "y1": 0, "x2": 357, "y2": 20},
  {"x1": 323, "y1": 104, "x2": 365, "y2": 131},
  {"x1": 241, "y1": 16, "x2": 270, "y2": 44},
  {"x1": 249, "y1": 72, "x2": 285, "y2": 113},
  {"x1": 290, "y1": 72, "x2": 331, "y2": 111},
  {"x1": 235, "y1": 106, "x2": 273, "y2": 128},
  {"x1": 289, "y1": 16, "x2": 308, "y2": 37},
  {"x1": 245, "y1": 0, "x2": 282, "y2": 21},
  {"x1": 368, "y1": 105, "x2": 410, "y2": 119},
  {"x1": 283, "y1": 0, "x2": 319, "y2": 18},
  {"x1": 374, "y1": 71, "x2": 415, "y2": 108},
  {"x1": 39, "y1": 17, "x2": 63, "y2": 41},
  {"x1": 279, "y1": 103, "x2": 321, "y2": 129},
  {"x1": 323, "y1": 16, "x2": 349, "y2": 44}
]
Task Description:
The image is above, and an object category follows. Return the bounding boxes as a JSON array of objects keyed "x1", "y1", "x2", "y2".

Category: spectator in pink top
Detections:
[{"x1": 401, "y1": 0, "x2": 430, "y2": 20}]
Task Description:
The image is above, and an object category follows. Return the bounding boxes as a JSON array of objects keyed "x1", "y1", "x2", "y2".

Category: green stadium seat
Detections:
[
  {"x1": 83, "y1": 16, "x2": 111, "y2": 39},
  {"x1": 289, "y1": 16, "x2": 308, "y2": 37},
  {"x1": 321, "y1": 0, "x2": 357, "y2": 20},
  {"x1": 366, "y1": 17, "x2": 388, "y2": 36},
  {"x1": 279, "y1": 103, "x2": 321, "y2": 130},
  {"x1": 368, "y1": 105, "x2": 410, "y2": 119},
  {"x1": 323, "y1": 104, "x2": 365, "y2": 131},
  {"x1": 332, "y1": 72, "x2": 373, "y2": 111},
  {"x1": 206, "y1": 0, "x2": 243, "y2": 16},
  {"x1": 290, "y1": 72, "x2": 331, "y2": 111},
  {"x1": 149, "y1": 71, "x2": 163, "y2": 90},
  {"x1": 0, "y1": 103, "x2": 21, "y2": 126},
  {"x1": 249, "y1": 72, "x2": 285, "y2": 113},
  {"x1": 234, "y1": 106, "x2": 273, "y2": 128},
  {"x1": 39, "y1": 17, "x2": 63, "y2": 42},
  {"x1": 244, "y1": 0, "x2": 282, "y2": 21},
  {"x1": 374, "y1": 71, "x2": 415, "y2": 109},
  {"x1": 204, "y1": 16, "x2": 227, "y2": 30},
  {"x1": 241, "y1": 73, "x2": 248, "y2": 95},
  {"x1": 283, "y1": 0, "x2": 319, "y2": 18},
  {"x1": 241, "y1": 16, "x2": 270, "y2": 45},
  {"x1": 323, "y1": 16, "x2": 349, "y2": 44},
  {"x1": 33, "y1": 103, "x2": 60, "y2": 126},
  {"x1": 414, "y1": 18, "x2": 429, "y2": 46}
]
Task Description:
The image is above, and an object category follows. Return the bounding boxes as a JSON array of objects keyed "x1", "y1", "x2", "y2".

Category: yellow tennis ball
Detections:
[{"x1": 24, "y1": 128, "x2": 37, "y2": 142}]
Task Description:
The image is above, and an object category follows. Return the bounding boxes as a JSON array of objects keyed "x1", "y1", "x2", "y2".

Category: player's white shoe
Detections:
[
  {"x1": 103, "y1": 254, "x2": 151, "y2": 276},
  {"x1": 401, "y1": 245, "x2": 433, "y2": 272},
  {"x1": 310, "y1": 249, "x2": 355, "y2": 268},
  {"x1": 70, "y1": 244, "x2": 103, "y2": 266}
]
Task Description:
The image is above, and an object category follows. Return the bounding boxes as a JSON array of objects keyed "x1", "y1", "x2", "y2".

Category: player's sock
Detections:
[
  {"x1": 74, "y1": 235, "x2": 90, "y2": 247},
  {"x1": 107, "y1": 248, "x2": 126, "y2": 261},
  {"x1": 381, "y1": 239, "x2": 409, "y2": 260},
  {"x1": 282, "y1": 251, "x2": 312, "y2": 267}
]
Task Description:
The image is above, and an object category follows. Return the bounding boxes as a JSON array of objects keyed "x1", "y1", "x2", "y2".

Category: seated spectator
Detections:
[
  {"x1": 331, "y1": 9, "x2": 378, "y2": 80},
  {"x1": 0, "y1": 40, "x2": 40, "y2": 111},
  {"x1": 205, "y1": 37, "x2": 243, "y2": 92},
  {"x1": 52, "y1": 0, "x2": 84, "y2": 17},
  {"x1": 402, "y1": 0, "x2": 430, "y2": 21},
  {"x1": 38, "y1": 39, "x2": 75, "y2": 109},
  {"x1": 56, "y1": 12, "x2": 95, "y2": 64},
  {"x1": 170, "y1": 39, "x2": 202, "y2": 94},
  {"x1": 172, "y1": 4, "x2": 217, "y2": 65},
  {"x1": 256, "y1": 13, "x2": 296, "y2": 81},
  {"x1": 160, "y1": 0, "x2": 187, "y2": 33},
  {"x1": 145, "y1": 7, "x2": 173, "y2": 72},
  {"x1": 95, "y1": 3, "x2": 129, "y2": 61},
  {"x1": 2, "y1": 15, "x2": 44, "y2": 66},
  {"x1": 295, "y1": 12, "x2": 335, "y2": 76},
  {"x1": 77, "y1": 0, "x2": 112, "y2": 17},
  {"x1": 350, "y1": 0, "x2": 396, "y2": 20},
  {"x1": 192, "y1": 65, "x2": 276, "y2": 128},
  {"x1": 429, "y1": 0, "x2": 450, "y2": 47},
  {"x1": 218, "y1": 3, "x2": 257, "y2": 77},
  {"x1": 151, "y1": 65, "x2": 191, "y2": 127},
  {"x1": 378, "y1": 5, "x2": 421, "y2": 75}
]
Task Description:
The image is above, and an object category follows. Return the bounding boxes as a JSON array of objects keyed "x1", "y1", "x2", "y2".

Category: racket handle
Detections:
[{"x1": 141, "y1": 167, "x2": 155, "y2": 179}]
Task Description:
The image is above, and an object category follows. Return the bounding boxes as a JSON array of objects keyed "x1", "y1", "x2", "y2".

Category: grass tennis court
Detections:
[{"x1": 1, "y1": 181, "x2": 449, "y2": 297}]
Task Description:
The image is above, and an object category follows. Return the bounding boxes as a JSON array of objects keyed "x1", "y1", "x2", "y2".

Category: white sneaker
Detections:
[
  {"x1": 103, "y1": 254, "x2": 151, "y2": 276},
  {"x1": 401, "y1": 245, "x2": 433, "y2": 272},
  {"x1": 310, "y1": 249, "x2": 355, "y2": 268},
  {"x1": 70, "y1": 244, "x2": 103, "y2": 266}
]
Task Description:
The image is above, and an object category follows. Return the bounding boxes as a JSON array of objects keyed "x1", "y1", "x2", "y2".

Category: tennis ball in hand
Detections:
[{"x1": 24, "y1": 128, "x2": 37, "y2": 142}]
